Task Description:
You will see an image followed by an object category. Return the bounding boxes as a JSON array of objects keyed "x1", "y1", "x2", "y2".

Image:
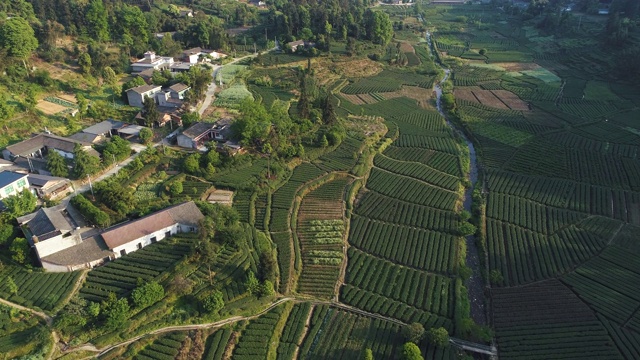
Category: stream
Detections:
[{"x1": 426, "y1": 31, "x2": 487, "y2": 326}]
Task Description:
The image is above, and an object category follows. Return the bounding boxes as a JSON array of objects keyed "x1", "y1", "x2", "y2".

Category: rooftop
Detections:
[
  {"x1": 182, "y1": 122, "x2": 215, "y2": 138},
  {"x1": 82, "y1": 120, "x2": 125, "y2": 135},
  {"x1": 41, "y1": 236, "x2": 112, "y2": 266},
  {"x1": 0, "y1": 171, "x2": 27, "y2": 188},
  {"x1": 169, "y1": 83, "x2": 190, "y2": 93},
  {"x1": 127, "y1": 84, "x2": 162, "y2": 94},
  {"x1": 101, "y1": 201, "x2": 204, "y2": 249},
  {"x1": 27, "y1": 174, "x2": 69, "y2": 188},
  {"x1": 5, "y1": 133, "x2": 97, "y2": 157},
  {"x1": 17, "y1": 203, "x2": 76, "y2": 242}
]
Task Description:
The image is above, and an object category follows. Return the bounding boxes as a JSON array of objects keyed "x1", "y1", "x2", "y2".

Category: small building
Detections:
[
  {"x1": 69, "y1": 120, "x2": 126, "y2": 144},
  {"x1": 17, "y1": 203, "x2": 111, "y2": 272},
  {"x1": 177, "y1": 122, "x2": 216, "y2": 149},
  {"x1": 157, "y1": 92, "x2": 184, "y2": 109},
  {"x1": 169, "y1": 62, "x2": 194, "y2": 73},
  {"x1": 182, "y1": 48, "x2": 225, "y2": 64},
  {"x1": 101, "y1": 201, "x2": 203, "y2": 258},
  {"x1": 131, "y1": 51, "x2": 175, "y2": 73},
  {"x1": 27, "y1": 174, "x2": 73, "y2": 200},
  {"x1": 169, "y1": 83, "x2": 191, "y2": 100},
  {"x1": 126, "y1": 84, "x2": 163, "y2": 108},
  {"x1": 179, "y1": 9, "x2": 194, "y2": 17},
  {"x1": 2, "y1": 133, "x2": 100, "y2": 161},
  {"x1": 17, "y1": 203, "x2": 83, "y2": 259},
  {"x1": 0, "y1": 171, "x2": 29, "y2": 200}
]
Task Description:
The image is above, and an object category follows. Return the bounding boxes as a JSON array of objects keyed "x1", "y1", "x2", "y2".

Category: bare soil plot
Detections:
[
  {"x1": 36, "y1": 100, "x2": 68, "y2": 115},
  {"x1": 357, "y1": 93, "x2": 377, "y2": 104},
  {"x1": 472, "y1": 89, "x2": 510, "y2": 109},
  {"x1": 57, "y1": 94, "x2": 77, "y2": 104},
  {"x1": 492, "y1": 90, "x2": 529, "y2": 111},
  {"x1": 398, "y1": 42, "x2": 415, "y2": 53},
  {"x1": 455, "y1": 88, "x2": 481, "y2": 103},
  {"x1": 494, "y1": 62, "x2": 541, "y2": 71},
  {"x1": 341, "y1": 93, "x2": 365, "y2": 105}
]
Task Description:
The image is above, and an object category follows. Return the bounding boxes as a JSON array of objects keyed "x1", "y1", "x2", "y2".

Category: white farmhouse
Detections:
[
  {"x1": 126, "y1": 84, "x2": 163, "y2": 108},
  {"x1": 101, "y1": 201, "x2": 204, "y2": 258},
  {"x1": 131, "y1": 51, "x2": 175, "y2": 73},
  {"x1": 0, "y1": 171, "x2": 29, "y2": 200}
]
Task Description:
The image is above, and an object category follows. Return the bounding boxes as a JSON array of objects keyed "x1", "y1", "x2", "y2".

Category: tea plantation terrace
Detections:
[{"x1": 17, "y1": 201, "x2": 203, "y2": 272}]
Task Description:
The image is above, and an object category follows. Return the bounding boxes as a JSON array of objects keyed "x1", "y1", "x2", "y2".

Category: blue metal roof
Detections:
[{"x1": 0, "y1": 171, "x2": 28, "y2": 189}]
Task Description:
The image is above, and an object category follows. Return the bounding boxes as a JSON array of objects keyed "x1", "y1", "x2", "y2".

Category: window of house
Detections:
[
  {"x1": 17, "y1": 179, "x2": 26, "y2": 187},
  {"x1": 150, "y1": 236, "x2": 157, "y2": 243},
  {"x1": 4, "y1": 185, "x2": 14, "y2": 195},
  {"x1": 137, "y1": 243, "x2": 142, "y2": 250},
  {"x1": 165, "y1": 231, "x2": 171, "y2": 238},
  {"x1": 120, "y1": 249, "x2": 126, "y2": 256}
]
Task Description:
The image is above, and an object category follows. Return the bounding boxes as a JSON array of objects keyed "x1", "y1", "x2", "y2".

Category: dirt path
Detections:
[
  {"x1": 62, "y1": 297, "x2": 294, "y2": 358},
  {"x1": 0, "y1": 297, "x2": 53, "y2": 326}
]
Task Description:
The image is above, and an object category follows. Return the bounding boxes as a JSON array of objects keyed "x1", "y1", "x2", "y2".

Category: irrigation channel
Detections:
[{"x1": 426, "y1": 31, "x2": 487, "y2": 325}]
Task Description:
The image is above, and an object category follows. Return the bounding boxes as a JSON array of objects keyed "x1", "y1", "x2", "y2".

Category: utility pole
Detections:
[
  {"x1": 112, "y1": 153, "x2": 116, "y2": 167},
  {"x1": 87, "y1": 174, "x2": 94, "y2": 198}
]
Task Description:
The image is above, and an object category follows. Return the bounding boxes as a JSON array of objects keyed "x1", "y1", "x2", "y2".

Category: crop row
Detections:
[
  {"x1": 210, "y1": 158, "x2": 268, "y2": 188},
  {"x1": 383, "y1": 146, "x2": 462, "y2": 177},
  {"x1": 272, "y1": 232, "x2": 292, "y2": 294},
  {"x1": 487, "y1": 220, "x2": 606, "y2": 286},
  {"x1": 0, "y1": 266, "x2": 81, "y2": 312},
  {"x1": 487, "y1": 192, "x2": 587, "y2": 234},
  {"x1": 355, "y1": 191, "x2": 458, "y2": 234},
  {"x1": 136, "y1": 332, "x2": 186, "y2": 360},
  {"x1": 317, "y1": 137, "x2": 363, "y2": 172},
  {"x1": 202, "y1": 328, "x2": 233, "y2": 360},
  {"x1": 340, "y1": 284, "x2": 452, "y2": 331},
  {"x1": 393, "y1": 135, "x2": 460, "y2": 155},
  {"x1": 345, "y1": 248, "x2": 453, "y2": 317},
  {"x1": 366, "y1": 168, "x2": 457, "y2": 210},
  {"x1": 349, "y1": 215, "x2": 457, "y2": 273},
  {"x1": 374, "y1": 154, "x2": 460, "y2": 191},
  {"x1": 233, "y1": 305, "x2": 284, "y2": 359},
  {"x1": 394, "y1": 110, "x2": 448, "y2": 133}
]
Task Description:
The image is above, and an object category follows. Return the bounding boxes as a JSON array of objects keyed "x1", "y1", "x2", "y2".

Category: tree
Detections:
[
  {"x1": 131, "y1": 282, "x2": 165, "y2": 308},
  {"x1": 245, "y1": 271, "x2": 260, "y2": 295},
  {"x1": 4, "y1": 190, "x2": 37, "y2": 218},
  {"x1": 260, "y1": 280, "x2": 275, "y2": 297},
  {"x1": 426, "y1": 327, "x2": 450, "y2": 347},
  {"x1": 169, "y1": 181, "x2": 184, "y2": 195},
  {"x1": 297, "y1": 74, "x2": 311, "y2": 119},
  {"x1": 102, "y1": 293, "x2": 130, "y2": 330},
  {"x1": 10, "y1": 237, "x2": 29, "y2": 264},
  {"x1": 201, "y1": 290, "x2": 224, "y2": 313},
  {"x1": 458, "y1": 222, "x2": 477, "y2": 236},
  {"x1": 47, "y1": 150, "x2": 69, "y2": 177},
  {"x1": 322, "y1": 96, "x2": 337, "y2": 125},
  {"x1": 0, "y1": 223, "x2": 13, "y2": 245},
  {"x1": 103, "y1": 67, "x2": 117, "y2": 87},
  {"x1": 183, "y1": 154, "x2": 201, "y2": 174},
  {"x1": 400, "y1": 342, "x2": 424, "y2": 360},
  {"x1": 441, "y1": 93, "x2": 456, "y2": 111},
  {"x1": 363, "y1": 349, "x2": 374, "y2": 360},
  {"x1": 181, "y1": 112, "x2": 200, "y2": 129},
  {"x1": 0, "y1": 17, "x2": 38, "y2": 61},
  {"x1": 86, "y1": 0, "x2": 110, "y2": 42},
  {"x1": 7, "y1": 276, "x2": 18, "y2": 295},
  {"x1": 479, "y1": 48, "x2": 487, "y2": 56},
  {"x1": 402, "y1": 323, "x2": 425, "y2": 343},
  {"x1": 73, "y1": 145, "x2": 100, "y2": 179},
  {"x1": 78, "y1": 53, "x2": 92, "y2": 75},
  {"x1": 139, "y1": 127, "x2": 153, "y2": 144},
  {"x1": 231, "y1": 99, "x2": 272, "y2": 146},
  {"x1": 320, "y1": 134, "x2": 329, "y2": 148},
  {"x1": 168, "y1": 275, "x2": 194, "y2": 296},
  {"x1": 142, "y1": 96, "x2": 160, "y2": 127}
]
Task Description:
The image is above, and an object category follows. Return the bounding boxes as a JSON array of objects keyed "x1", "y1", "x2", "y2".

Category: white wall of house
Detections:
[
  {"x1": 53, "y1": 148, "x2": 75, "y2": 159},
  {"x1": 35, "y1": 235, "x2": 82, "y2": 258},
  {"x1": 42, "y1": 257, "x2": 108, "y2": 273},
  {"x1": 111, "y1": 224, "x2": 180, "y2": 259},
  {"x1": 177, "y1": 135, "x2": 197, "y2": 149},
  {"x1": 0, "y1": 176, "x2": 30, "y2": 200}
]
